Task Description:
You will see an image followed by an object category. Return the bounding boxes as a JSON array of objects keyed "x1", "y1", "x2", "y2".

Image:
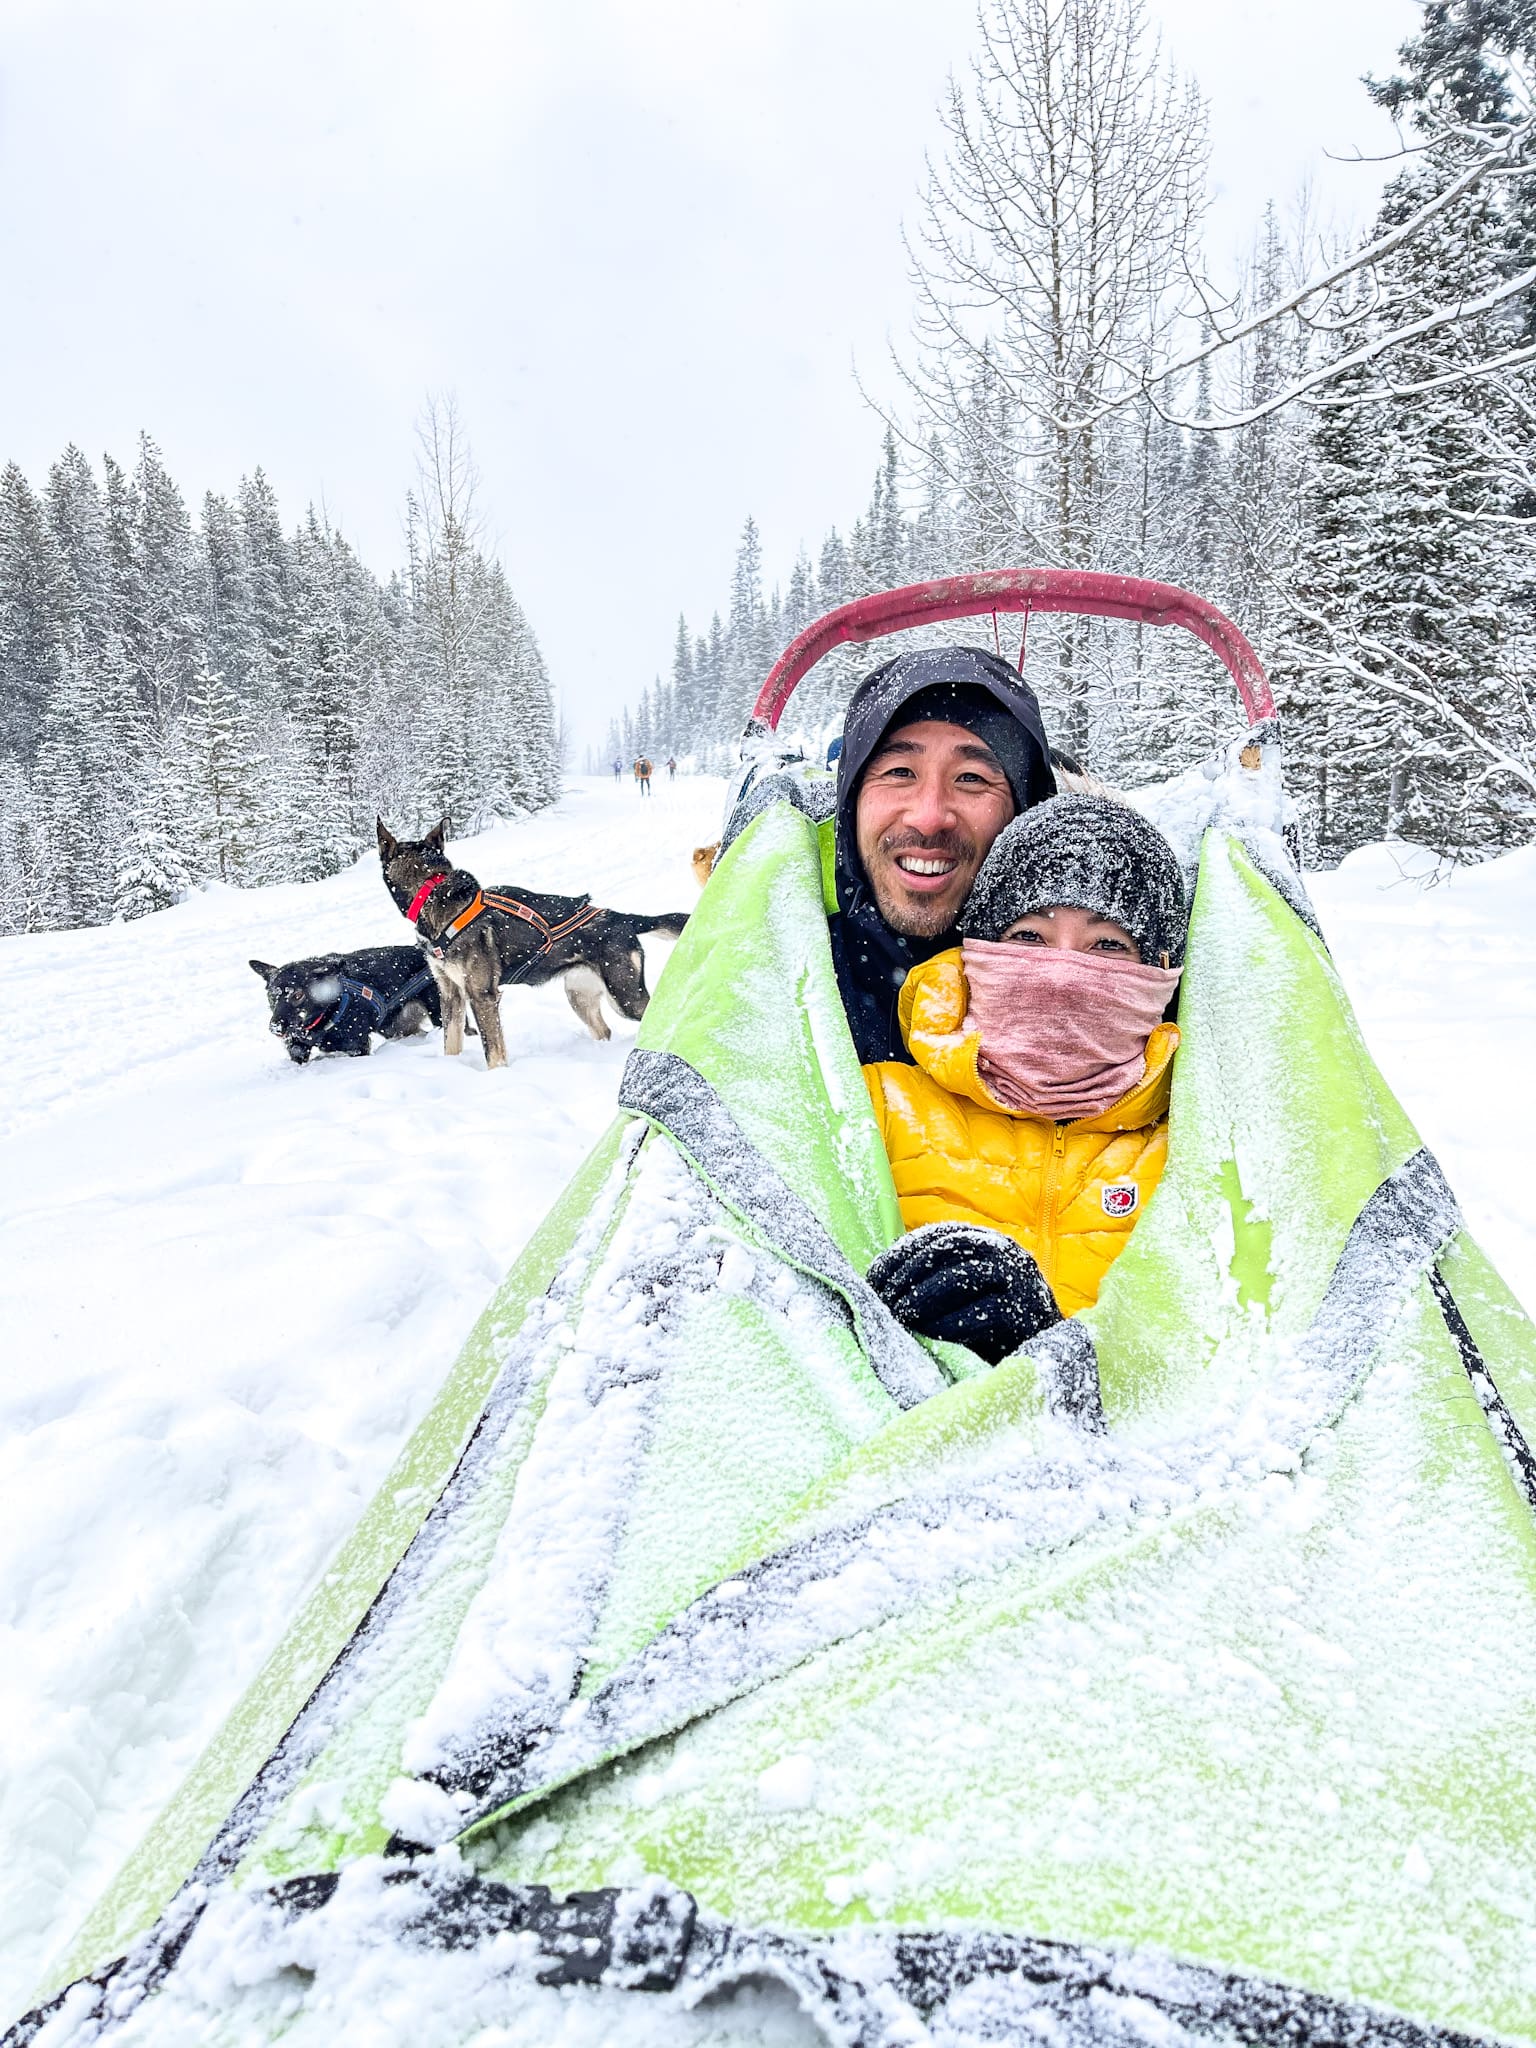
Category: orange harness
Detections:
[{"x1": 427, "y1": 888, "x2": 606, "y2": 963}]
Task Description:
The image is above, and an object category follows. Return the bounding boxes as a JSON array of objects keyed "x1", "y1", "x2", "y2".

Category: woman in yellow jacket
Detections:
[{"x1": 862, "y1": 794, "x2": 1188, "y2": 1364}]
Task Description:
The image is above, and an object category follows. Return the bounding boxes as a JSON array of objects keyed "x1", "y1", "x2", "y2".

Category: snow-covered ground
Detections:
[
  {"x1": 1, "y1": 778, "x2": 1532, "y2": 2023},
  {"x1": 1309, "y1": 837, "x2": 1536, "y2": 1310},
  {"x1": 0, "y1": 774, "x2": 718, "y2": 2017}
]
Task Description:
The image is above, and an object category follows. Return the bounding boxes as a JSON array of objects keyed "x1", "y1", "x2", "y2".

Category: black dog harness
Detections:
[{"x1": 305, "y1": 967, "x2": 437, "y2": 1038}]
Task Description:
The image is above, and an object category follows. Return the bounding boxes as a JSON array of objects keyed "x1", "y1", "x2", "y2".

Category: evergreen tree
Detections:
[
  {"x1": 670, "y1": 613, "x2": 696, "y2": 750},
  {"x1": 0, "y1": 462, "x2": 69, "y2": 756},
  {"x1": 0, "y1": 421, "x2": 561, "y2": 928},
  {"x1": 45, "y1": 445, "x2": 112, "y2": 655},
  {"x1": 127, "y1": 433, "x2": 200, "y2": 731},
  {"x1": 725, "y1": 516, "x2": 770, "y2": 734},
  {"x1": 201, "y1": 490, "x2": 261, "y2": 701},
  {"x1": 1286, "y1": 143, "x2": 1527, "y2": 857},
  {"x1": 177, "y1": 666, "x2": 266, "y2": 884},
  {"x1": 237, "y1": 468, "x2": 294, "y2": 701},
  {"x1": 114, "y1": 752, "x2": 193, "y2": 921}
]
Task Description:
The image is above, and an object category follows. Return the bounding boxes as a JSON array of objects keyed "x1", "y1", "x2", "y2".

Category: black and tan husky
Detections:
[{"x1": 376, "y1": 819, "x2": 689, "y2": 1069}]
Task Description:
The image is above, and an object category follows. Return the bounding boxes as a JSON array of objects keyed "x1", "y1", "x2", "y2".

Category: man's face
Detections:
[{"x1": 854, "y1": 719, "x2": 1016, "y2": 939}]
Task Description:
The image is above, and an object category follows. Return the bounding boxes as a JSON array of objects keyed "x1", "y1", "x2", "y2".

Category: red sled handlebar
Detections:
[{"x1": 751, "y1": 569, "x2": 1276, "y2": 730}]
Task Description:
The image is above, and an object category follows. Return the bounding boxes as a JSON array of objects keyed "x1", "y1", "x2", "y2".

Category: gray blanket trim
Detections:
[
  {"x1": 1430, "y1": 1267, "x2": 1536, "y2": 1516},
  {"x1": 455, "y1": 1145, "x2": 1461, "y2": 1838},
  {"x1": 717, "y1": 768, "x2": 835, "y2": 861},
  {"x1": 1295, "y1": 1145, "x2": 1459, "y2": 1415},
  {"x1": 15, "y1": 1864, "x2": 1486, "y2": 2048},
  {"x1": 1023, "y1": 1315, "x2": 1105, "y2": 1430},
  {"x1": 618, "y1": 1047, "x2": 944, "y2": 1412}
]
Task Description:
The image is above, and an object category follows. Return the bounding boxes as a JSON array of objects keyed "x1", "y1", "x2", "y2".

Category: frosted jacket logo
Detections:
[{"x1": 1101, "y1": 1180, "x2": 1139, "y2": 1218}]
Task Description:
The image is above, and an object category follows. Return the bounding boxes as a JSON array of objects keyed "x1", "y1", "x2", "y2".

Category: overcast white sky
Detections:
[{"x1": 2, "y1": 0, "x2": 1416, "y2": 746}]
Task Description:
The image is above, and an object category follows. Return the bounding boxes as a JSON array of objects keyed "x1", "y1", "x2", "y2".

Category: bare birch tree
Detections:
[
  {"x1": 408, "y1": 393, "x2": 501, "y2": 827},
  {"x1": 890, "y1": 0, "x2": 1210, "y2": 749}
]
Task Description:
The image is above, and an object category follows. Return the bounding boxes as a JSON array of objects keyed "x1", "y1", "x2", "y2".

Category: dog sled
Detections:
[{"x1": 15, "y1": 572, "x2": 1536, "y2": 2048}]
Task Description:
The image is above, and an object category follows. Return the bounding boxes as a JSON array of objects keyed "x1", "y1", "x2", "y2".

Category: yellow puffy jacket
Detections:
[{"x1": 862, "y1": 948, "x2": 1179, "y2": 1318}]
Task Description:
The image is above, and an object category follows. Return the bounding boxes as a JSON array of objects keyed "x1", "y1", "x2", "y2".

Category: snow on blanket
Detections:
[
  {"x1": 1, "y1": 769, "x2": 1533, "y2": 2025},
  {"x1": 0, "y1": 776, "x2": 713, "y2": 2018}
]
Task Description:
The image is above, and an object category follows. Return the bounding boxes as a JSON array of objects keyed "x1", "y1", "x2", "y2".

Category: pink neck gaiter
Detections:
[{"x1": 960, "y1": 939, "x2": 1182, "y2": 1120}]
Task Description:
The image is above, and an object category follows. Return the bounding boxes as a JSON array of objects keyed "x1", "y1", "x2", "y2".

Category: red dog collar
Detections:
[{"x1": 405, "y1": 875, "x2": 447, "y2": 923}]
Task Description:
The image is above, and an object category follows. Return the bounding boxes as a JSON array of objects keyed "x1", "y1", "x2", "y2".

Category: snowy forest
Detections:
[
  {"x1": 0, "y1": 401, "x2": 561, "y2": 934},
  {"x1": 609, "y1": 0, "x2": 1536, "y2": 866}
]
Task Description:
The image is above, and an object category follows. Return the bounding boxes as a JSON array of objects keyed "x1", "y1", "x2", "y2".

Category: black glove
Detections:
[{"x1": 865, "y1": 1222, "x2": 1061, "y2": 1366}]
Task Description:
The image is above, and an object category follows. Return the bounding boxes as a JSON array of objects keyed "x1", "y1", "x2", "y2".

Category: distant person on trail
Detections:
[
  {"x1": 634, "y1": 755, "x2": 653, "y2": 795},
  {"x1": 667, "y1": 757, "x2": 677, "y2": 779},
  {"x1": 829, "y1": 646, "x2": 1056, "y2": 1065},
  {"x1": 612, "y1": 757, "x2": 622, "y2": 781},
  {"x1": 861, "y1": 795, "x2": 1187, "y2": 1364}
]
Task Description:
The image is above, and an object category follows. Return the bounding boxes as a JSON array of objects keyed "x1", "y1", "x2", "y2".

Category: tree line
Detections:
[
  {"x1": 0, "y1": 399, "x2": 561, "y2": 934},
  {"x1": 613, "y1": 0, "x2": 1536, "y2": 867}
]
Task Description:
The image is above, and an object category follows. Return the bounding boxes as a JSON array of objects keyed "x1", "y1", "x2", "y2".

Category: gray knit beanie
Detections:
[{"x1": 960, "y1": 794, "x2": 1190, "y2": 967}]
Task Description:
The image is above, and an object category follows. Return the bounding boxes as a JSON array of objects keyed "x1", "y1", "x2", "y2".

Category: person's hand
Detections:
[{"x1": 865, "y1": 1222, "x2": 1061, "y2": 1365}]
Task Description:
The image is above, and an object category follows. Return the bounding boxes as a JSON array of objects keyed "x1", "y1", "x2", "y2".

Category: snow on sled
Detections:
[{"x1": 15, "y1": 572, "x2": 1536, "y2": 2048}]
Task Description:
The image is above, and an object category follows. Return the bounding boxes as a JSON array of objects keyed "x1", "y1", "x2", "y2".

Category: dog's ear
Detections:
[
  {"x1": 376, "y1": 817, "x2": 398, "y2": 861},
  {"x1": 249, "y1": 959, "x2": 277, "y2": 983},
  {"x1": 425, "y1": 818, "x2": 447, "y2": 854}
]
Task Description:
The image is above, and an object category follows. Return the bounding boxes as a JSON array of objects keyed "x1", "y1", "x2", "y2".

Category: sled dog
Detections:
[
  {"x1": 376, "y1": 819, "x2": 690, "y2": 1070},
  {"x1": 250, "y1": 947, "x2": 443, "y2": 1064}
]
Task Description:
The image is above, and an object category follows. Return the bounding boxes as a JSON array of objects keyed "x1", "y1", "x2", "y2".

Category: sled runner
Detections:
[{"x1": 15, "y1": 573, "x2": 1536, "y2": 2048}]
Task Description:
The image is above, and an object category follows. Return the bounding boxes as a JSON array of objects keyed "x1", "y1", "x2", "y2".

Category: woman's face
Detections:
[{"x1": 999, "y1": 905, "x2": 1141, "y2": 961}]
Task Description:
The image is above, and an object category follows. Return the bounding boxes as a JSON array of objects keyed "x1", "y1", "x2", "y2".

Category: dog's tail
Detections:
[{"x1": 630, "y1": 911, "x2": 691, "y2": 939}]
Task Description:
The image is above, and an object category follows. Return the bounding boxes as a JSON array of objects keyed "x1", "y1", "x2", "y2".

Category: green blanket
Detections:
[{"x1": 29, "y1": 799, "x2": 1536, "y2": 2047}]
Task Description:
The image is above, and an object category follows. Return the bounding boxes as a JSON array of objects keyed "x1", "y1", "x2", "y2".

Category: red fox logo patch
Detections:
[{"x1": 1101, "y1": 1180, "x2": 1138, "y2": 1219}]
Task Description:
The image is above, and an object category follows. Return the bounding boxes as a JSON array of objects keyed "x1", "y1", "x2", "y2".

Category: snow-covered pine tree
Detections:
[
  {"x1": 1, "y1": 427, "x2": 558, "y2": 923},
  {"x1": 481, "y1": 569, "x2": 561, "y2": 817},
  {"x1": 201, "y1": 492, "x2": 261, "y2": 700},
  {"x1": 286, "y1": 507, "x2": 375, "y2": 874},
  {"x1": 1223, "y1": 207, "x2": 1309, "y2": 653},
  {"x1": 33, "y1": 643, "x2": 129, "y2": 925},
  {"x1": 127, "y1": 434, "x2": 201, "y2": 734},
  {"x1": 1285, "y1": 146, "x2": 1529, "y2": 858},
  {"x1": 0, "y1": 461, "x2": 70, "y2": 757},
  {"x1": 723, "y1": 516, "x2": 770, "y2": 738},
  {"x1": 45, "y1": 446, "x2": 113, "y2": 660},
  {"x1": 0, "y1": 757, "x2": 51, "y2": 933},
  {"x1": 669, "y1": 614, "x2": 697, "y2": 755},
  {"x1": 237, "y1": 469, "x2": 294, "y2": 711},
  {"x1": 1361, "y1": 0, "x2": 1536, "y2": 849},
  {"x1": 176, "y1": 665, "x2": 265, "y2": 885},
  {"x1": 114, "y1": 749, "x2": 193, "y2": 921}
]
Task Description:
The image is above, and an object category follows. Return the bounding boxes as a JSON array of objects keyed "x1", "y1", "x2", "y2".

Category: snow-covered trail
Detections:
[
  {"x1": 0, "y1": 783, "x2": 1532, "y2": 2021},
  {"x1": 0, "y1": 773, "x2": 720, "y2": 2014}
]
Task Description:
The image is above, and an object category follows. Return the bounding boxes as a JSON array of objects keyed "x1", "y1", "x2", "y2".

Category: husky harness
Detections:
[
  {"x1": 305, "y1": 967, "x2": 437, "y2": 1038},
  {"x1": 415, "y1": 884, "x2": 607, "y2": 973}
]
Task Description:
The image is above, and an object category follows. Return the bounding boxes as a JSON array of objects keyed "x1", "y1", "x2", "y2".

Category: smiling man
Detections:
[{"x1": 830, "y1": 646, "x2": 1057, "y2": 1062}]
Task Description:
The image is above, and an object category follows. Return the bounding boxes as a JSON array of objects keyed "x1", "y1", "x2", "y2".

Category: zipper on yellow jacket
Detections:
[
  {"x1": 1039, "y1": 1119, "x2": 1068, "y2": 1293},
  {"x1": 864, "y1": 947, "x2": 1179, "y2": 1317}
]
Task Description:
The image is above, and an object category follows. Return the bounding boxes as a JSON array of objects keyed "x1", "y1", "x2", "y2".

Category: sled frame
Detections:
[{"x1": 750, "y1": 568, "x2": 1276, "y2": 730}]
